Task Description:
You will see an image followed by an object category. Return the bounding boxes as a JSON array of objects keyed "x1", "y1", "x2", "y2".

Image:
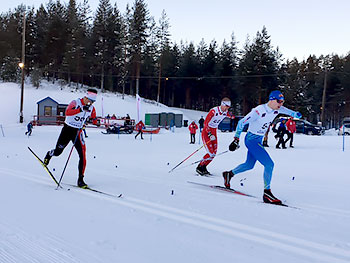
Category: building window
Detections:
[{"x1": 44, "y1": 106, "x2": 52, "y2": 116}]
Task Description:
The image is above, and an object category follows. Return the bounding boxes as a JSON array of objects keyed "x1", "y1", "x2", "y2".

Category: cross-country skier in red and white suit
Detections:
[
  {"x1": 44, "y1": 89, "x2": 99, "y2": 188},
  {"x1": 196, "y1": 97, "x2": 233, "y2": 175}
]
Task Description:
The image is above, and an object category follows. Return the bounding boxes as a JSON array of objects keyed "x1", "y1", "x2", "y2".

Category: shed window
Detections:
[{"x1": 44, "y1": 106, "x2": 52, "y2": 116}]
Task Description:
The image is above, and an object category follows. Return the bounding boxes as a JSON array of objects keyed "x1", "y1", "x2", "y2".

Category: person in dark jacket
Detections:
[
  {"x1": 198, "y1": 116, "x2": 204, "y2": 132},
  {"x1": 275, "y1": 118, "x2": 287, "y2": 149},
  {"x1": 25, "y1": 121, "x2": 33, "y2": 136}
]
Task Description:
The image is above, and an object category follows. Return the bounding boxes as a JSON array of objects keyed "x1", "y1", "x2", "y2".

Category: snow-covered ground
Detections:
[{"x1": 0, "y1": 82, "x2": 350, "y2": 263}]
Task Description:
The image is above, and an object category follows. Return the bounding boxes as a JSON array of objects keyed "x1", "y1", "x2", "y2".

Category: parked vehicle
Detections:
[
  {"x1": 294, "y1": 119, "x2": 324, "y2": 135},
  {"x1": 342, "y1": 117, "x2": 350, "y2": 125},
  {"x1": 218, "y1": 117, "x2": 248, "y2": 132},
  {"x1": 272, "y1": 117, "x2": 324, "y2": 135},
  {"x1": 218, "y1": 117, "x2": 234, "y2": 132},
  {"x1": 338, "y1": 124, "x2": 350, "y2": 135}
]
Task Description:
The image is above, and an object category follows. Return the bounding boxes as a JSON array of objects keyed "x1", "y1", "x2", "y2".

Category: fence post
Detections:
[{"x1": 0, "y1": 124, "x2": 4, "y2": 137}]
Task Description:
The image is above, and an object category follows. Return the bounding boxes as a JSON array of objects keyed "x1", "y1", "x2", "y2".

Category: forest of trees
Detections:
[{"x1": 1, "y1": 0, "x2": 350, "y2": 128}]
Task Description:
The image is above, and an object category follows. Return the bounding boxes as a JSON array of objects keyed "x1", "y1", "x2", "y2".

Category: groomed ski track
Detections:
[{"x1": 1, "y1": 167, "x2": 350, "y2": 263}]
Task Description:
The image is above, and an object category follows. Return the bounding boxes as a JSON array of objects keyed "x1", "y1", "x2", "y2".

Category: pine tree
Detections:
[
  {"x1": 217, "y1": 33, "x2": 239, "y2": 108},
  {"x1": 0, "y1": 5, "x2": 26, "y2": 81},
  {"x1": 163, "y1": 43, "x2": 181, "y2": 106},
  {"x1": 128, "y1": 0, "x2": 150, "y2": 95},
  {"x1": 238, "y1": 26, "x2": 280, "y2": 113},
  {"x1": 32, "y1": 4, "x2": 49, "y2": 76},
  {"x1": 91, "y1": 0, "x2": 113, "y2": 91},
  {"x1": 178, "y1": 42, "x2": 200, "y2": 108},
  {"x1": 45, "y1": 0, "x2": 68, "y2": 82},
  {"x1": 156, "y1": 10, "x2": 171, "y2": 103}
]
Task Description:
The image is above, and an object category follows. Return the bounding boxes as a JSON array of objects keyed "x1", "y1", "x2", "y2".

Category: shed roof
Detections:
[{"x1": 36, "y1": 96, "x2": 59, "y2": 105}]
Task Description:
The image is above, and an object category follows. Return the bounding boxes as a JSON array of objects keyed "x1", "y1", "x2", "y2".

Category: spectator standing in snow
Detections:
[
  {"x1": 25, "y1": 121, "x2": 33, "y2": 136},
  {"x1": 196, "y1": 97, "x2": 233, "y2": 175},
  {"x1": 43, "y1": 89, "x2": 99, "y2": 188},
  {"x1": 135, "y1": 120, "x2": 145, "y2": 140},
  {"x1": 223, "y1": 90, "x2": 302, "y2": 205},
  {"x1": 198, "y1": 116, "x2": 204, "y2": 132},
  {"x1": 275, "y1": 118, "x2": 287, "y2": 149},
  {"x1": 188, "y1": 121, "x2": 198, "y2": 144},
  {"x1": 285, "y1": 117, "x2": 296, "y2": 148}
]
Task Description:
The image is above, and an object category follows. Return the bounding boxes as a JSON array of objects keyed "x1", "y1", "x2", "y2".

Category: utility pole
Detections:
[
  {"x1": 19, "y1": 10, "x2": 26, "y2": 123},
  {"x1": 100, "y1": 63, "x2": 104, "y2": 117},
  {"x1": 321, "y1": 69, "x2": 327, "y2": 126}
]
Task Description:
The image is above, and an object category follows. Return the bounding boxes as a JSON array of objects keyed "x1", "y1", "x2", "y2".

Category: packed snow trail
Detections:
[{"x1": 1, "y1": 168, "x2": 350, "y2": 263}]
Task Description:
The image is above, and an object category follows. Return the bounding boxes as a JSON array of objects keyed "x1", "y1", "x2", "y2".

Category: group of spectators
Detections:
[{"x1": 269, "y1": 117, "x2": 297, "y2": 148}]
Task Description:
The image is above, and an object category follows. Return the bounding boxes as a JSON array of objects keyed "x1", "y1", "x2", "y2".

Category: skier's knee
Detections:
[{"x1": 53, "y1": 148, "x2": 63, "y2": 156}]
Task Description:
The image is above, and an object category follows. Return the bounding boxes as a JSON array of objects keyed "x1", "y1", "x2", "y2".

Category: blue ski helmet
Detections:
[{"x1": 269, "y1": 90, "x2": 284, "y2": 101}]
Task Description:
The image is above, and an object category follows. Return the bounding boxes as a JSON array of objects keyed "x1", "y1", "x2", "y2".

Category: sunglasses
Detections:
[{"x1": 276, "y1": 99, "x2": 284, "y2": 104}]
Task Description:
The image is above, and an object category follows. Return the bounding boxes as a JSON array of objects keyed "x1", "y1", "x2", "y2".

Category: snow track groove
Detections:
[
  {"x1": 0, "y1": 222, "x2": 81, "y2": 263},
  {"x1": 2, "y1": 168, "x2": 350, "y2": 263}
]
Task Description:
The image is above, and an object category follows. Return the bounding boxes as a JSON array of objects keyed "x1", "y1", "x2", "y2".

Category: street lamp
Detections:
[{"x1": 19, "y1": 11, "x2": 26, "y2": 123}]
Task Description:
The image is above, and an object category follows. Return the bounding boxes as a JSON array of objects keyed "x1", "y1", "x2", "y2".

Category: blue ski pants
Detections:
[{"x1": 232, "y1": 132, "x2": 274, "y2": 189}]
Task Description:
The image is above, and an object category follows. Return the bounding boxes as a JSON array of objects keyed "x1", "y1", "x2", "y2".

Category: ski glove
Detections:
[
  {"x1": 229, "y1": 137, "x2": 240, "y2": 151},
  {"x1": 82, "y1": 105, "x2": 91, "y2": 112},
  {"x1": 294, "y1": 112, "x2": 302, "y2": 119},
  {"x1": 208, "y1": 132, "x2": 216, "y2": 141}
]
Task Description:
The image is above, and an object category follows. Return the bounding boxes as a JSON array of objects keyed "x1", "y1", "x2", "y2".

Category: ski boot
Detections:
[
  {"x1": 263, "y1": 189, "x2": 282, "y2": 205},
  {"x1": 43, "y1": 151, "x2": 53, "y2": 166},
  {"x1": 77, "y1": 175, "x2": 88, "y2": 188},
  {"x1": 222, "y1": 170, "x2": 234, "y2": 189},
  {"x1": 196, "y1": 165, "x2": 210, "y2": 176}
]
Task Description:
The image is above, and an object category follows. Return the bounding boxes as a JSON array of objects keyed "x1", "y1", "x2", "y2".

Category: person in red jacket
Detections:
[
  {"x1": 135, "y1": 120, "x2": 145, "y2": 139},
  {"x1": 44, "y1": 89, "x2": 99, "y2": 188},
  {"x1": 285, "y1": 117, "x2": 296, "y2": 148},
  {"x1": 196, "y1": 97, "x2": 233, "y2": 175},
  {"x1": 188, "y1": 121, "x2": 198, "y2": 144}
]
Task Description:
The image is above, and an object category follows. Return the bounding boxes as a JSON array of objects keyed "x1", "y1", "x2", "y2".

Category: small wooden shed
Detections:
[{"x1": 36, "y1": 97, "x2": 67, "y2": 125}]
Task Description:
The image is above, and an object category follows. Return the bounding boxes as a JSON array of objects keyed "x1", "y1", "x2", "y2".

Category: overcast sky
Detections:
[{"x1": 2, "y1": 0, "x2": 350, "y2": 61}]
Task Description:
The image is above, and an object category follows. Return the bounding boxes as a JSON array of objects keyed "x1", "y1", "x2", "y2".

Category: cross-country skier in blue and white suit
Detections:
[{"x1": 222, "y1": 90, "x2": 302, "y2": 205}]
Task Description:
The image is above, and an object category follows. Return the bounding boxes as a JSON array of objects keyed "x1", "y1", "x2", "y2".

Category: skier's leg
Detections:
[
  {"x1": 44, "y1": 125, "x2": 70, "y2": 165},
  {"x1": 249, "y1": 142, "x2": 274, "y2": 190},
  {"x1": 232, "y1": 150, "x2": 257, "y2": 175},
  {"x1": 74, "y1": 131, "x2": 87, "y2": 187},
  {"x1": 197, "y1": 130, "x2": 216, "y2": 175},
  {"x1": 74, "y1": 131, "x2": 86, "y2": 177}
]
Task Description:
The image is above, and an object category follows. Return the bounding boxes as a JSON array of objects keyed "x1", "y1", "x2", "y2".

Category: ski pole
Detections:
[
  {"x1": 180, "y1": 150, "x2": 230, "y2": 170},
  {"x1": 190, "y1": 150, "x2": 229, "y2": 166},
  {"x1": 168, "y1": 139, "x2": 210, "y2": 173},
  {"x1": 56, "y1": 111, "x2": 88, "y2": 189}
]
